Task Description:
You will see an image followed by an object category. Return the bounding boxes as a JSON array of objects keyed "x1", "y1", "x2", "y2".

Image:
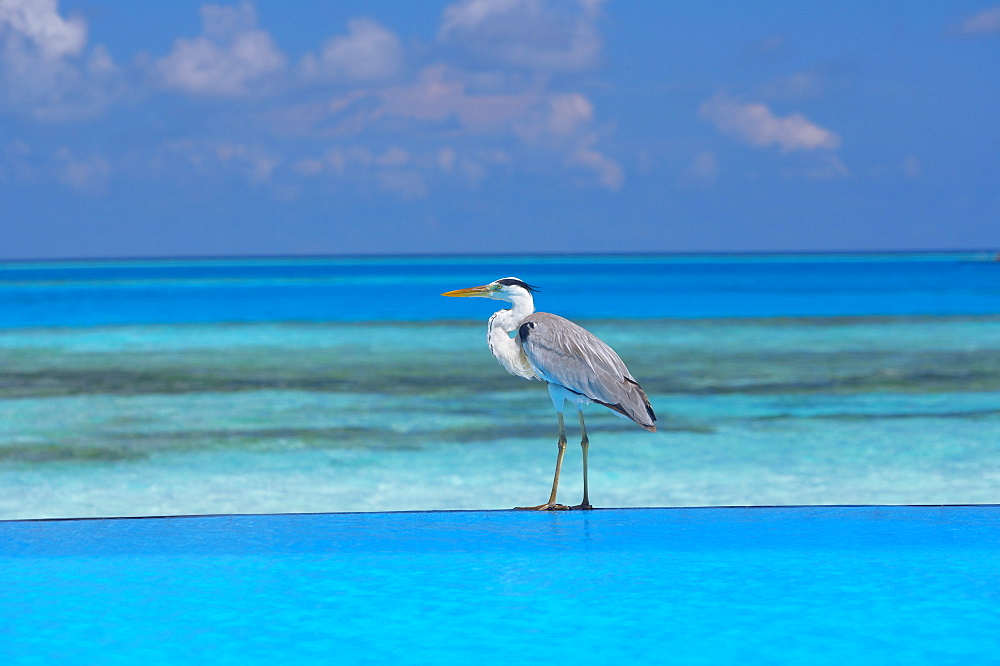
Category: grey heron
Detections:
[{"x1": 443, "y1": 277, "x2": 656, "y2": 511}]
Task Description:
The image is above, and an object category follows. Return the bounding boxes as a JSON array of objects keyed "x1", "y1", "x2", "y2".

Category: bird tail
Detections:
[{"x1": 596, "y1": 378, "x2": 656, "y2": 432}]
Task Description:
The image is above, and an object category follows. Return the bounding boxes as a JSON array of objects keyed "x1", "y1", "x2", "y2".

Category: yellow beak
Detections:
[{"x1": 441, "y1": 284, "x2": 493, "y2": 297}]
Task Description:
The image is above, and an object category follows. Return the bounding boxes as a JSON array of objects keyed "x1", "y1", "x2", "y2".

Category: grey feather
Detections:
[{"x1": 518, "y1": 312, "x2": 656, "y2": 430}]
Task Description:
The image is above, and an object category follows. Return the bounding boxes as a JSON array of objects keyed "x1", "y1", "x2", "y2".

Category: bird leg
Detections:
[
  {"x1": 573, "y1": 410, "x2": 593, "y2": 510},
  {"x1": 515, "y1": 412, "x2": 570, "y2": 511}
]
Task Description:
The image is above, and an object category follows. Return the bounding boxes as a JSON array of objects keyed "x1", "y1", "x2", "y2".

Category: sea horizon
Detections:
[{"x1": 3, "y1": 247, "x2": 999, "y2": 266}]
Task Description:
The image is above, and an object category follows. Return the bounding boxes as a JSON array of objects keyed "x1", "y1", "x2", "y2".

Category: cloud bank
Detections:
[
  {"x1": 0, "y1": 0, "x2": 122, "y2": 120},
  {"x1": 0, "y1": 0, "x2": 621, "y2": 195}
]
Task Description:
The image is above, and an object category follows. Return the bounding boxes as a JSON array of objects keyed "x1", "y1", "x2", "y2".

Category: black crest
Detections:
[{"x1": 496, "y1": 277, "x2": 539, "y2": 293}]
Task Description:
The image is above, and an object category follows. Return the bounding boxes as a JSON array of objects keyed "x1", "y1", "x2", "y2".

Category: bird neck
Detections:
[
  {"x1": 491, "y1": 291, "x2": 535, "y2": 334},
  {"x1": 486, "y1": 293, "x2": 536, "y2": 379}
]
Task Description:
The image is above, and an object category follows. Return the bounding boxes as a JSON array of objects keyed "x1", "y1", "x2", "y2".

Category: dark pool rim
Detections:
[{"x1": 3, "y1": 502, "x2": 998, "y2": 524}]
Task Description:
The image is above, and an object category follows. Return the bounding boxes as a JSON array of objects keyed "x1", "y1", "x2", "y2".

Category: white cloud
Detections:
[
  {"x1": 545, "y1": 93, "x2": 593, "y2": 134},
  {"x1": 153, "y1": 2, "x2": 286, "y2": 97},
  {"x1": 0, "y1": 0, "x2": 85, "y2": 57},
  {"x1": 568, "y1": 135, "x2": 623, "y2": 190},
  {"x1": 284, "y1": 64, "x2": 620, "y2": 191},
  {"x1": 439, "y1": 0, "x2": 604, "y2": 71},
  {"x1": 300, "y1": 18, "x2": 403, "y2": 83},
  {"x1": 160, "y1": 139, "x2": 279, "y2": 183},
  {"x1": 3, "y1": 2, "x2": 624, "y2": 198},
  {"x1": 699, "y1": 92, "x2": 841, "y2": 152},
  {"x1": 358, "y1": 65, "x2": 602, "y2": 147},
  {"x1": 374, "y1": 64, "x2": 539, "y2": 133},
  {"x1": 956, "y1": 6, "x2": 1000, "y2": 36},
  {"x1": 0, "y1": 0, "x2": 122, "y2": 120}
]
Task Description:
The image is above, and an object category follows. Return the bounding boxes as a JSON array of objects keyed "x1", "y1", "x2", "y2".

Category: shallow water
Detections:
[{"x1": 2, "y1": 310, "x2": 999, "y2": 518}]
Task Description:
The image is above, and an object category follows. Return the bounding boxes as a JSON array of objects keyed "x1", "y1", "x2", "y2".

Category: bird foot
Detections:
[
  {"x1": 514, "y1": 503, "x2": 571, "y2": 511},
  {"x1": 572, "y1": 503, "x2": 594, "y2": 510}
]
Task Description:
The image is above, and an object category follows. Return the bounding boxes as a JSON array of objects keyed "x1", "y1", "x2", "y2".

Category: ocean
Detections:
[{"x1": 2, "y1": 253, "x2": 999, "y2": 519}]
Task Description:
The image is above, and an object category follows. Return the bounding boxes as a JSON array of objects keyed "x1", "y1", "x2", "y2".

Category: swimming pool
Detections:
[{"x1": 2, "y1": 505, "x2": 998, "y2": 664}]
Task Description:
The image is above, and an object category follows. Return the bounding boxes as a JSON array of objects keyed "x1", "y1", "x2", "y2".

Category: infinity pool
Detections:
[{"x1": 2, "y1": 506, "x2": 998, "y2": 665}]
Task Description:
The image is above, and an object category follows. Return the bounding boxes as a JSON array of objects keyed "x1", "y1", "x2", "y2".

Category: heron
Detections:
[{"x1": 443, "y1": 277, "x2": 656, "y2": 511}]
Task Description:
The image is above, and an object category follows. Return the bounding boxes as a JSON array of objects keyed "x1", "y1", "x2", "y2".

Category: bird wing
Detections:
[{"x1": 518, "y1": 312, "x2": 656, "y2": 431}]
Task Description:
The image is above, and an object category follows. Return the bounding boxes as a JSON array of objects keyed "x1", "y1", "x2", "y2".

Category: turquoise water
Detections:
[
  {"x1": 2, "y1": 507, "x2": 999, "y2": 665},
  {"x1": 1, "y1": 254, "x2": 999, "y2": 518}
]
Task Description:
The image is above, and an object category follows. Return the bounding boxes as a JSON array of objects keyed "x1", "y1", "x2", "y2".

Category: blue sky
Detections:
[{"x1": 1, "y1": 0, "x2": 998, "y2": 259}]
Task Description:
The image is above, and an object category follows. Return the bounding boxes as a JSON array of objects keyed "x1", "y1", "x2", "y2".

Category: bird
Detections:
[{"x1": 442, "y1": 277, "x2": 656, "y2": 511}]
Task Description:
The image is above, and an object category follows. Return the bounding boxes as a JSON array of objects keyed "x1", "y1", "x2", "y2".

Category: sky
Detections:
[{"x1": 1, "y1": 0, "x2": 998, "y2": 260}]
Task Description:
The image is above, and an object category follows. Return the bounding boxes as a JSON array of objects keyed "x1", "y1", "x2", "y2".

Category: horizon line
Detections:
[{"x1": 2, "y1": 247, "x2": 998, "y2": 266}]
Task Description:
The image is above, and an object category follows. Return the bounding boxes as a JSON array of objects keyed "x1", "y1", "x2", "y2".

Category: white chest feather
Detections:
[{"x1": 487, "y1": 308, "x2": 538, "y2": 380}]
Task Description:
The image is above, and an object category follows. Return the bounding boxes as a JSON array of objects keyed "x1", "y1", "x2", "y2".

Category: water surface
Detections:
[{"x1": 1, "y1": 254, "x2": 998, "y2": 518}]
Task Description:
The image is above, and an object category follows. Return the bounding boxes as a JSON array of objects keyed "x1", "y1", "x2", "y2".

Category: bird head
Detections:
[{"x1": 442, "y1": 277, "x2": 539, "y2": 303}]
